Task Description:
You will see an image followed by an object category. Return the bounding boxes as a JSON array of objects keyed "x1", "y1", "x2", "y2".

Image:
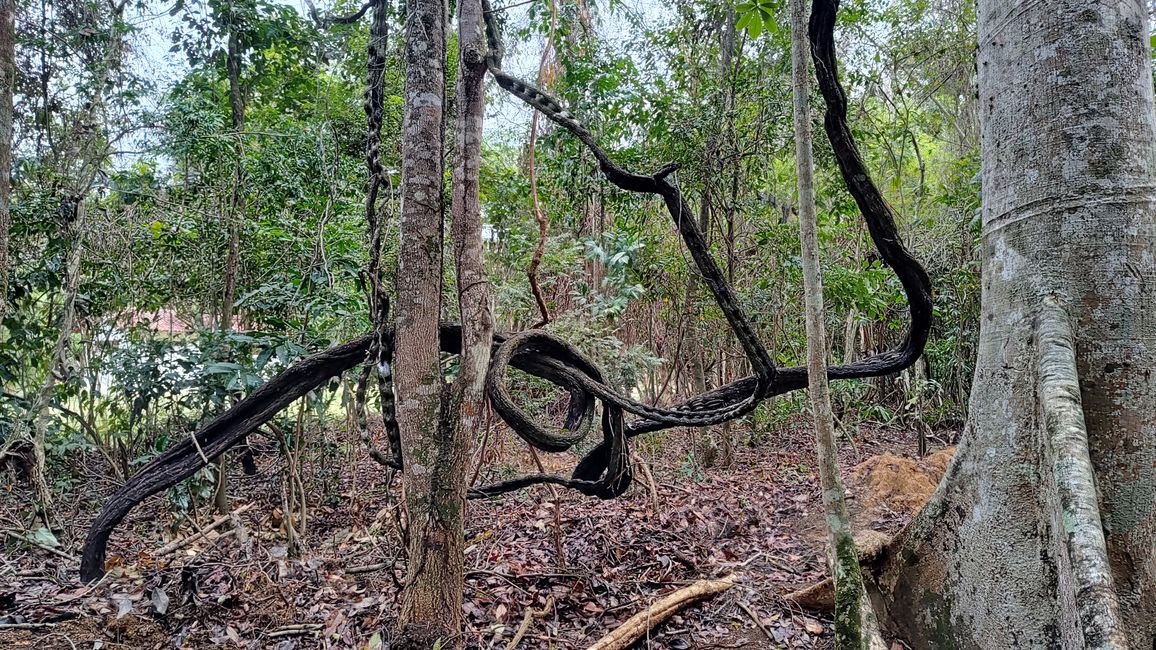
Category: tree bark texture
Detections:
[
  {"x1": 441, "y1": 0, "x2": 494, "y2": 640},
  {"x1": 0, "y1": 0, "x2": 13, "y2": 327},
  {"x1": 449, "y1": 0, "x2": 491, "y2": 480},
  {"x1": 396, "y1": 0, "x2": 457, "y2": 644},
  {"x1": 215, "y1": 15, "x2": 249, "y2": 516},
  {"x1": 872, "y1": 2, "x2": 1156, "y2": 647},
  {"x1": 792, "y1": 1, "x2": 878, "y2": 646}
]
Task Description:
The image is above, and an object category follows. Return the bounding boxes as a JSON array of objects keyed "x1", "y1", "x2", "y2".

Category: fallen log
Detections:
[{"x1": 586, "y1": 575, "x2": 738, "y2": 650}]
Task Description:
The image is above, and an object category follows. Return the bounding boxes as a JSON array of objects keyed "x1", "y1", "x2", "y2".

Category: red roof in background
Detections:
[{"x1": 122, "y1": 309, "x2": 243, "y2": 334}]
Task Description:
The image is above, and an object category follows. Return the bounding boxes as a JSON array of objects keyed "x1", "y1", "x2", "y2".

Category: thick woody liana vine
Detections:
[
  {"x1": 355, "y1": 0, "x2": 402, "y2": 472},
  {"x1": 79, "y1": 0, "x2": 930, "y2": 581}
]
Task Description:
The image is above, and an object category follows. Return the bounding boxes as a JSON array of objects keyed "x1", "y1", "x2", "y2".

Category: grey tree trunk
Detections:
[
  {"x1": 874, "y1": 2, "x2": 1156, "y2": 647},
  {"x1": 791, "y1": 1, "x2": 880, "y2": 646},
  {"x1": 443, "y1": 0, "x2": 493, "y2": 639},
  {"x1": 450, "y1": 0, "x2": 490, "y2": 471},
  {"x1": 395, "y1": 0, "x2": 458, "y2": 645}
]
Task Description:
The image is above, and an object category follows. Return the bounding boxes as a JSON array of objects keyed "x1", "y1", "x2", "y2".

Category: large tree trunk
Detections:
[
  {"x1": 873, "y1": 2, "x2": 1156, "y2": 646},
  {"x1": 396, "y1": 0, "x2": 457, "y2": 645},
  {"x1": 0, "y1": 0, "x2": 13, "y2": 326}
]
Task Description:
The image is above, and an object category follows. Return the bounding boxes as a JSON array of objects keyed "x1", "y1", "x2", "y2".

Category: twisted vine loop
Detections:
[
  {"x1": 79, "y1": 0, "x2": 932, "y2": 582},
  {"x1": 463, "y1": 0, "x2": 932, "y2": 499}
]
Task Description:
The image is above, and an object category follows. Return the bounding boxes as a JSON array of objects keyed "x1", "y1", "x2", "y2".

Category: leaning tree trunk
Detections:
[
  {"x1": 395, "y1": 0, "x2": 457, "y2": 645},
  {"x1": 872, "y1": 2, "x2": 1156, "y2": 647}
]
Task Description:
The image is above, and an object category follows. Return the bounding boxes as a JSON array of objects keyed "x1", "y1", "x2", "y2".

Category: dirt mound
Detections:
[{"x1": 849, "y1": 447, "x2": 955, "y2": 516}]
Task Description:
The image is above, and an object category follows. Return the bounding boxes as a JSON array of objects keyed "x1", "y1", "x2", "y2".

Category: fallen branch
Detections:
[
  {"x1": 268, "y1": 624, "x2": 323, "y2": 639},
  {"x1": 736, "y1": 601, "x2": 772, "y2": 642},
  {"x1": 153, "y1": 503, "x2": 254, "y2": 557},
  {"x1": 783, "y1": 529, "x2": 890, "y2": 612},
  {"x1": 345, "y1": 561, "x2": 389, "y2": 574},
  {"x1": 586, "y1": 575, "x2": 738, "y2": 650},
  {"x1": 5, "y1": 531, "x2": 78, "y2": 563},
  {"x1": 505, "y1": 596, "x2": 554, "y2": 650},
  {"x1": 0, "y1": 622, "x2": 58, "y2": 630}
]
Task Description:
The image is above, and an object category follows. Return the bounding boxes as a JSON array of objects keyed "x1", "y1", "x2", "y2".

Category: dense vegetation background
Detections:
[
  {"x1": 1, "y1": 0, "x2": 980, "y2": 490},
  {"x1": 0, "y1": 0, "x2": 985, "y2": 645}
]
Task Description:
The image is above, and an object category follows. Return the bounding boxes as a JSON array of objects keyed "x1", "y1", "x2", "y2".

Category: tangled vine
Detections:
[{"x1": 79, "y1": 0, "x2": 930, "y2": 582}]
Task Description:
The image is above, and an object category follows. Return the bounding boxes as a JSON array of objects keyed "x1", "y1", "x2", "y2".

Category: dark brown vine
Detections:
[{"x1": 80, "y1": 0, "x2": 931, "y2": 581}]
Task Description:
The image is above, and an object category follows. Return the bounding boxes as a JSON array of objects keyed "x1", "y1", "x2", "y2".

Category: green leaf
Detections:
[
  {"x1": 741, "y1": 12, "x2": 763, "y2": 38},
  {"x1": 204, "y1": 362, "x2": 244, "y2": 375},
  {"x1": 254, "y1": 347, "x2": 276, "y2": 370},
  {"x1": 30, "y1": 527, "x2": 60, "y2": 548}
]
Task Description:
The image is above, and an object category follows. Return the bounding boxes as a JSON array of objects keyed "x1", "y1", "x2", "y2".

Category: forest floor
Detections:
[{"x1": 0, "y1": 418, "x2": 954, "y2": 650}]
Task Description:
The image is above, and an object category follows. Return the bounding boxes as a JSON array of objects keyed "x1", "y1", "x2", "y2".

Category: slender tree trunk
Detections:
[
  {"x1": 792, "y1": 1, "x2": 880, "y2": 646},
  {"x1": 450, "y1": 0, "x2": 490, "y2": 477},
  {"x1": 525, "y1": 0, "x2": 557, "y2": 328},
  {"x1": 395, "y1": 0, "x2": 455, "y2": 644},
  {"x1": 0, "y1": 0, "x2": 13, "y2": 327},
  {"x1": 215, "y1": 20, "x2": 248, "y2": 516},
  {"x1": 24, "y1": 2, "x2": 127, "y2": 521},
  {"x1": 221, "y1": 23, "x2": 246, "y2": 330},
  {"x1": 446, "y1": 0, "x2": 493, "y2": 640},
  {"x1": 29, "y1": 212, "x2": 84, "y2": 517},
  {"x1": 874, "y1": 2, "x2": 1156, "y2": 646}
]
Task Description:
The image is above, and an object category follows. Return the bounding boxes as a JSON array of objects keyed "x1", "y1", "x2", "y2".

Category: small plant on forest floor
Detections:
[{"x1": 677, "y1": 451, "x2": 706, "y2": 482}]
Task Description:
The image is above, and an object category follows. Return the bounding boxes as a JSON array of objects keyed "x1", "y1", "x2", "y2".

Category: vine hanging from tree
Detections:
[{"x1": 80, "y1": 0, "x2": 931, "y2": 582}]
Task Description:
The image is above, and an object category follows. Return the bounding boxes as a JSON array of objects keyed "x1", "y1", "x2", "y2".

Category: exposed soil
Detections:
[{"x1": 0, "y1": 419, "x2": 951, "y2": 649}]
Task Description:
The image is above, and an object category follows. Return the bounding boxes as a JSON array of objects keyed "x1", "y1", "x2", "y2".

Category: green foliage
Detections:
[
  {"x1": 2, "y1": 0, "x2": 983, "y2": 506},
  {"x1": 737, "y1": 0, "x2": 782, "y2": 38}
]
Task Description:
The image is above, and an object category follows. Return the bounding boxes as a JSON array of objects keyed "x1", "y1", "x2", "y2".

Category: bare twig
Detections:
[
  {"x1": 5, "y1": 531, "x2": 77, "y2": 563},
  {"x1": 304, "y1": 0, "x2": 373, "y2": 27},
  {"x1": 0, "y1": 622, "x2": 58, "y2": 630},
  {"x1": 528, "y1": 446, "x2": 567, "y2": 567},
  {"x1": 504, "y1": 596, "x2": 553, "y2": 650},
  {"x1": 154, "y1": 502, "x2": 254, "y2": 557},
  {"x1": 267, "y1": 624, "x2": 323, "y2": 639},
  {"x1": 736, "y1": 601, "x2": 772, "y2": 642}
]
